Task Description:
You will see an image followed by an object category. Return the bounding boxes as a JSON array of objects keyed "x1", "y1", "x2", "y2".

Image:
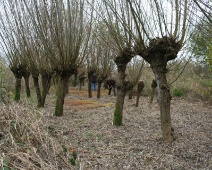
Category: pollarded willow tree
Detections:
[
  {"x1": 0, "y1": 2, "x2": 32, "y2": 101},
  {"x1": 0, "y1": 0, "x2": 55, "y2": 107},
  {"x1": 100, "y1": 0, "x2": 195, "y2": 141},
  {"x1": 96, "y1": 45, "x2": 115, "y2": 98},
  {"x1": 97, "y1": 0, "x2": 137, "y2": 126},
  {"x1": 86, "y1": 22, "x2": 116, "y2": 98},
  {"x1": 23, "y1": 0, "x2": 94, "y2": 116},
  {"x1": 128, "y1": 0, "x2": 193, "y2": 141},
  {"x1": 126, "y1": 56, "x2": 144, "y2": 99},
  {"x1": 93, "y1": 23, "x2": 116, "y2": 98}
]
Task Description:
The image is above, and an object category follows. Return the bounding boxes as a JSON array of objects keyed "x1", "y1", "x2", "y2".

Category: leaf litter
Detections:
[{"x1": 0, "y1": 87, "x2": 211, "y2": 170}]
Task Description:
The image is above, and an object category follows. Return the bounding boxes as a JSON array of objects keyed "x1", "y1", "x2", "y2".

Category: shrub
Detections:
[{"x1": 172, "y1": 87, "x2": 184, "y2": 97}]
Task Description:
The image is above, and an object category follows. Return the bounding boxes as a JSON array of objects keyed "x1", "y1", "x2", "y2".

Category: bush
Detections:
[{"x1": 172, "y1": 87, "x2": 184, "y2": 97}]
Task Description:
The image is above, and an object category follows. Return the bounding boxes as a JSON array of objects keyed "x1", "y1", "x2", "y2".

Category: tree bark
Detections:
[
  {"x1": 113, "y1": 48, "x2": 133, "y2": 126},
  {"x1": 142, "y1": 36, "x2": 181, "y2": 141},
  {"x1": 113, "y1": 89, "x2": 126, "y2": 125},
  {"x1": 88, "y1": 77, "x2": 92, "y2": 98},
  {"x1": 32, "y1": 75, "x2": 42, "y2": 107},
  {"x1": 40, "y1": 74, "x2": 52, "y2": 107},
  {"x1": 87, "y1": 73, "x2": 92, "y2": 98},
  {"x1": 73, "y1": 72, "x2": 78, "y2": 87},
  {"x1": 97, "y1": 81, "x2": 102, "y2": 98},
  {"x1": 135, "y1": 81, "x2": 144, "y2": 107},
  {"x1": 152, "y1": 66, "x2": 174, "y2": 142},
  {"x1": 64, "y1": 76, "x2": 69, "y2": 94},
  {"x1": 23, "y1": 74, "x2": 31, "y2": 98},
  {"x1": 128, "y1": 88, "x2": 133, "y2": 99},
  {"x1": 14, "y1": 75, "x2": 22, "y2": 101},
  {"x1": 55, "y1": 75, "x2": 66, "y2": 117},
  {"x1": 149, "y1": 79, "x2": 157, "y2": 105}
]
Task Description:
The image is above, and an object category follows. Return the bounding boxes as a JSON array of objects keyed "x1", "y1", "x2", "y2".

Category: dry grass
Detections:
[
  {"x1": 45, "y1": 91, "x2": 212, "y2": 170},
  {"x1": 1, "y1": 86, "x2": 211, "y2": 169},
  {"x1": 0, "y1": 102, "x2": 75, "y2": 170}
]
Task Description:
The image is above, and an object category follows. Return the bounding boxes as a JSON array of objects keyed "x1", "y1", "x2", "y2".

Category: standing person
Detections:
[
  {"x1": 91, "y1": 72, "x2": 97, "y2": 91},
  {"x1": 106, "y1": 79, "x2": 116, "y2": 96},
  {"x1": 79, "y1": 73, "x2": 86, "y2": 91}
]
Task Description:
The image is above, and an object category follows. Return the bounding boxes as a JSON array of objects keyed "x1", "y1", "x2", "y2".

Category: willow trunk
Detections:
[
  {"x1": 55, "y1": 75, "x2": 68, "y2": 116},
  {"x1": 97, "y1": 81, "x2": 102, "y2": 98},
  {"x1": 14, "y1": 75, "x2": 22, "y2": 101},
  {"x1": 113, "y1": 64, "x2": 127, "y2": 126},
  {"x1": 113, "y1": 89, "x2": 126, "y2": 126},
  {"x1": 32, "y1": 75, "x2": 42, "y2": 107},
  {"x1": 152, "y1": 67, "x2": 174, "y2": 142},
  {"x1": 88, "y1": 77, "x2": 92, "y2": 98},
  {"x1": 23, "y1": 75, "x2": 31, "y2": 97},
  {"x1": 40, "y1": 75, "x2": 52, "y2": 107}
]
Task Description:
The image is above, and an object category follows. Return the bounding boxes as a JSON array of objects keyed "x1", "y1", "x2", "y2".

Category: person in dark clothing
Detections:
[
  {"x1": 91, "y1": 73, "x2": 97, "y2": 91},
  {"x1": 79, "y1": 73, "x2": 86, "y2": 90},
  {"x1": 106, "y1": 79, "x2": 116, "y2": 96}
]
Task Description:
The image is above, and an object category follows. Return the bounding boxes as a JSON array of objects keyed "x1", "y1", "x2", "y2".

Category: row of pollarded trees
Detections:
[
  {"x1": 96, "y1": 0, "x2": 192, "y2": 142},
  {"x1": 0, "y1": 0, "x2": 95, "y2": 116},
  {"x1": 0, "y1": 0, "x2": 208, "y2": 142}
]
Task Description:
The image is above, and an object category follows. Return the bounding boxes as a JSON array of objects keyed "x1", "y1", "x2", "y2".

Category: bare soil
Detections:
[{"x1": 43, "y1": 87, "x2": 212, "y2": 170}]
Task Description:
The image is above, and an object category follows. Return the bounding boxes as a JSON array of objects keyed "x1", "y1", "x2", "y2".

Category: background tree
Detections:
[
  {"x1": 96, "y1": 46, "x2": 115, "y2": 98},
  {"x1": 92, "y1": 23, "x2": 115, "y2": 98},
  {"x1": 85, "y1": 36, "x2": 98, "y2": 98},
  {"x1": 99, "y1": 0, "x2": 195, "y2": 141},
  {"x1": 190, "y1": 19, "x2": 212, "y2": 68},
  {"x1": 128, "y1": 0, "x2": 192, "y2": 141},
  {"x1": 0, "y1": 0, "x2": 55, "y2": 107},
  {"x1": 98, "y1": 0, "x2": 136, "y2": 126},
  {"x1": 126, "y1": 56, "x2": 144, "y2": 99},
  {"x1": 0, "y1": 2, "x2": 31, "y2": 101},
  {"x1": 24, "y1": 0, "x2": 93, "y2": 116}
]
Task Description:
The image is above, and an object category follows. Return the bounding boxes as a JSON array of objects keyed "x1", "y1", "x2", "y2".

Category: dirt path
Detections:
[{"x1": 46, "y1": 87, "x2": 212, "y2": 170}]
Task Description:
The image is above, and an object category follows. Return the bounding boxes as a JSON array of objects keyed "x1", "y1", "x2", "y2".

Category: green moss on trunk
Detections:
[
  {"x1": 113, "y1": 103, "x2": 122, "y2": 126},
  {"x1": 14, "y1": 89, "x2": 21, "y2": 101},
  {"x1": 14, "y1": 77, "x2": 22, "y2": 101}
]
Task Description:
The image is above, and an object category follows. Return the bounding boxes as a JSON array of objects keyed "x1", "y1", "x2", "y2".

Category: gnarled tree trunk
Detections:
[
  {"x1": 73, "y1": 71, "x2": 78, "y2": 87},
  {"x1": 14, "y1": 75, "x2": 22, "y2": 101},
  {"x1": 40, "y1": 74, "x2": 52, "y2": 107},
  {"x1": 55, "y1": 70, "x2": 74, "y2": 117},
  {"x1": 23, "y1": 71, "x2": 31, "y2": 98},
  {"x1": 146, "y1": 36, "x2": 181, "y2": 141},
  {"x1": 55, "y1": 75, "x2": 67, "y2": 116},
  {"x1": 149, "y1": 79, "x2": 157, "y2": 105},
  {"x1": 87, "y1": 71, "x2": 93, "y2": 98},
  {"x1": 113, "y1": 48, "x2": 133, "y2": 126},
  {"x1": 128, "y1": 88, "x2": 134, "y2": 99},
  {"x1": 135, "y1": 81, "x2": 144, "y2": 107},
  {"x1": 97, "y1": 81, "x2": 102, "y2": 98},
  {"x1": 32, "y1": 73, "x2": 42, "y2": 107},
  {"x1": 152, "y1": 66, "x2": 173, "y2": 141}
]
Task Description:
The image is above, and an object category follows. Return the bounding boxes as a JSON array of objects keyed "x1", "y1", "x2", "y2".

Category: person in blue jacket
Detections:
[{"x1": 91, "y1": 72, "x2": 97, "y2": 91}]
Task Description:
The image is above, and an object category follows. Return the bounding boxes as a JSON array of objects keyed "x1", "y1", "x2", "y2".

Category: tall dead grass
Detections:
[
  {"x1": 139, "y1": 62, "x2": 212, "y2": 104},
  {"x1": 169, "y1": 62, "x2": 212, "y2": 104},
  {"x1": 0, "y1": 102, "x2": 74, "y2": 170}
]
